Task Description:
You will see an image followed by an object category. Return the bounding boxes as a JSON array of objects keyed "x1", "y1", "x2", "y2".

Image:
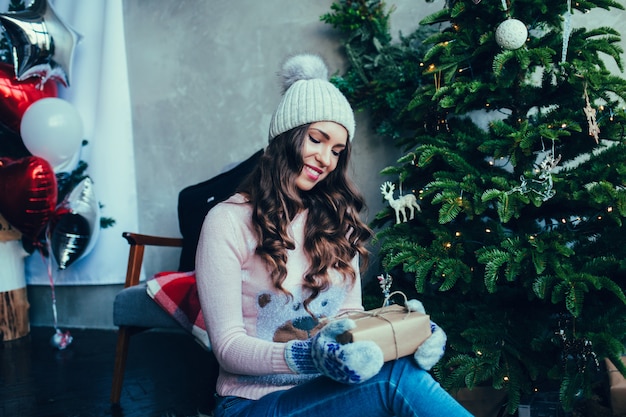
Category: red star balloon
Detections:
[
  {"x1": 0, "y1": 62, "x2": 58, "y2": 132},
  {"x1": 0, "y1": 0, "x2": 81, "y2": 87}
]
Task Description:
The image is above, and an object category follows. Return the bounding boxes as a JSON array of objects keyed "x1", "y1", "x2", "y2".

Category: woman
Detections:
[{"x1": 195, "y1": 54, "x2": 473, "y2": 417}]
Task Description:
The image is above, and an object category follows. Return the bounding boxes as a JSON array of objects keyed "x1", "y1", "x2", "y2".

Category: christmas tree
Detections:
[{"x1": 323, "y1": 0, "x2": 626, "y2": 413}]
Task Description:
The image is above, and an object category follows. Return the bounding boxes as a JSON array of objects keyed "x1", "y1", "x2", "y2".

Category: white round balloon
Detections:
[
  {"x1": 495, "y1": 18, "x2": 528, "y2": 50},
  {"x1": 53, "y1": 146, "x2": 82, "y2": 173},
  {"x1": 20, "y1": 97, "x2": 84, "y2": 167}
]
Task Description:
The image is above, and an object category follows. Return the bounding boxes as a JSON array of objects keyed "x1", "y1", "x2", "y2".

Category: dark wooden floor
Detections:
[
  {"x1": 0, "y1": 326, "x2": 218, "y2": 417},
  {"x1": 1, "y1": 327, "x2": 618, "y2": 417}
]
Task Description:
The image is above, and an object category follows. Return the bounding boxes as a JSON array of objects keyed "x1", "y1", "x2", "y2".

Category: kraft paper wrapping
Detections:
[
  {"x1": 336, "y1": 304, "x2": 431, "y2": 362},
  {"x1": 606, "y1": 357, "x2": 626, "y2": 415}
]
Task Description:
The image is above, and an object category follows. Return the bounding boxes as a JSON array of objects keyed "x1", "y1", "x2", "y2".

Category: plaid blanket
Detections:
[{"x1": 146, "y1": 270, "x2": 210, "y2": 349}]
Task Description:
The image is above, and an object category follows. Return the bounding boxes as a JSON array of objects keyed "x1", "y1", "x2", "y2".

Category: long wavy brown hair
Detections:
[{"x1": 238, "y1": 124, "x2": 372, "y2": 314}]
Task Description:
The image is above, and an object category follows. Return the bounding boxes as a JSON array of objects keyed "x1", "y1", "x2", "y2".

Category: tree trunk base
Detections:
[{"x1": 0, "y1": 287, "x2": 30, "y2": 341}]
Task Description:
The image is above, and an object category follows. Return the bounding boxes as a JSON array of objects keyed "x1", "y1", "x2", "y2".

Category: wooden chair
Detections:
[
  {"x1": 110, "y1": 149, "x2": 263, "y2": 405},
  {"x1": 110, "y1": 231, "x2": 185, "y2": 404}
]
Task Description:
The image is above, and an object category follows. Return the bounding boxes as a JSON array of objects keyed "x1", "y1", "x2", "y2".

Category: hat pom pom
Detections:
[{"x1": 279, "y1": 54, "x2": 329, "y2": 92}]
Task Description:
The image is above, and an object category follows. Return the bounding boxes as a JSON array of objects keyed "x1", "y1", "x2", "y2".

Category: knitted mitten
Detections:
[
  {"x1": 285, "y1": 318, "x2": 384, "y2": 384},
  {"x1": 414, "y1": 321, "x2": 447, "y2": 370},
  {"x1": 406, "y1": 298, "x2": 447, "y2": 371}
]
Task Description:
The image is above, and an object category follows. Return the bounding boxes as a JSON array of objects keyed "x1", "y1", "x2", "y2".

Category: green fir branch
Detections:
[
  {"x1": 477, "y1": 247, "x2": 508, "y2": 292},
  {"x1": 323, "y1": 0, "x2": 626, "y2": 411}
]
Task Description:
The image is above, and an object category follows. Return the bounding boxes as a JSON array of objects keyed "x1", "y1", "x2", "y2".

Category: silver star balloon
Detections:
[{"x1": 0, "y1": 0, "x2": 81, "y2": 87}]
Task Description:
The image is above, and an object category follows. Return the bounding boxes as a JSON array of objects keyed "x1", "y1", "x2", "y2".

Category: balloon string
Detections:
[
  {"x1": 41, "y1": 235, "x2": 59, "y2": 329},
  {"x1": 41, "y1": 236, "x2": 73, "y2": 350}
]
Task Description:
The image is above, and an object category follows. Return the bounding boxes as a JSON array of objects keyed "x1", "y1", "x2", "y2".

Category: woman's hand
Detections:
[
  {"x1": 285, "y1": 318, "x2": 384, "y2": 384},
  {"x1": 406, "y1": 298, "x2": 447, "y2": 370},
  {"x1": 413, "y1": 321, "x2": 447, "y2": 370}
]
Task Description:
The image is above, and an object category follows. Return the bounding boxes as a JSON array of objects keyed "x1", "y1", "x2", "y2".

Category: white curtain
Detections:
[{"x1": 1, "y1": 0, "x2": 138, "y2": 284}]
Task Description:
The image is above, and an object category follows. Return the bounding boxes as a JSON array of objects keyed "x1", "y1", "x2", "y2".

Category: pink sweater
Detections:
[{"x1": 195, "y1": 194, "x2": 364, "y2": 400}]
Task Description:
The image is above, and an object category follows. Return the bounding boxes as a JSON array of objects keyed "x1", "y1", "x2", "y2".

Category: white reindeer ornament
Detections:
[{"x1": 380, "y1": 181, "x2": 421, "y2": 224}]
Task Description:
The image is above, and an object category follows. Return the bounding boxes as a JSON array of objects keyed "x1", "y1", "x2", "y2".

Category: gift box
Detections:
[
  {"x1": 335, "y1": 304, "x2": 431, "y2": 362},
  {"x1": 606, "y1": 356, "x2": 626, "y2": 416}
]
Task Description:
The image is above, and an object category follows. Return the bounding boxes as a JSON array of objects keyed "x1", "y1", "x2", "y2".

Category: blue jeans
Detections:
[{"x1": 213, "y1": 357, "x2": 474, "y2": 417}]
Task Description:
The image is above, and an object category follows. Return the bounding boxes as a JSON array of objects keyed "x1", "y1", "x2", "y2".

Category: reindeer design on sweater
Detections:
[{"x1": 380, "y1": 181, "x2": 421, "y2": 224}]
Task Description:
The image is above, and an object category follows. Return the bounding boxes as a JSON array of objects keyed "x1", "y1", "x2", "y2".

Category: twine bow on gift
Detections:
[
  {"x1": 333, "y1": 291, "x2": 419, "y2": 361},
  {"x1": 381, "y1": 290, "x2": 411, "y2": 311}
]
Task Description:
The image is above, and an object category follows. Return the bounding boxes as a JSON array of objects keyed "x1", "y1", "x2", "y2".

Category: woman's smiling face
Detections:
[{"x1": 295, "y1": 121, "x2": 348, "y2": 191}]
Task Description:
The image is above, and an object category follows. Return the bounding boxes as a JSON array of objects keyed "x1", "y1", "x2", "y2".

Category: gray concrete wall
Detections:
[
  {"x1": 121, "y1": 0, "x2": 406, "y2": 275},
  {"x1": 27, "y1": 1, "x2": 626, "y2": 329},
  {"x1": 28, "y1": 0, "x2": 411, "y2": 329}
]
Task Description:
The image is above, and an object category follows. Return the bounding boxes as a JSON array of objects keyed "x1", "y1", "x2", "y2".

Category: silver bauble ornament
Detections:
[{"x1": 495, "y1": 18, "x2": 528, "y2": 50}]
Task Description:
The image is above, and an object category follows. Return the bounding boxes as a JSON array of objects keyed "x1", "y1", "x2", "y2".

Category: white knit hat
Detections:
[{"x1": 268, "y1": 54, "x2": 355, "y2": 141}]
